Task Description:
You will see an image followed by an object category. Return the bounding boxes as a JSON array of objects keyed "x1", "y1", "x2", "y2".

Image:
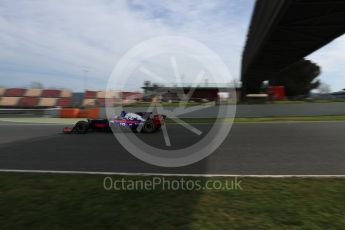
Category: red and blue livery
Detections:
[{"x1": 63, "y1": 111, "x2": 166, "y2": 134}]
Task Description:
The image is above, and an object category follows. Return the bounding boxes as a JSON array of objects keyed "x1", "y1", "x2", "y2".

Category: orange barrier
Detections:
[
  {"x1": 59, "y1": 108, "x2": 100, "y2": 119},
  {"x1": 78, "y1": 108, "x2": 100, "y2": 119},
  {"x1": 59, "y1": 108, "x2": 80, "y2": 118}
]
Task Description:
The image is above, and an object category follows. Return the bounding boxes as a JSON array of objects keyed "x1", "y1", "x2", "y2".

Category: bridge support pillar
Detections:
[{"x1": 241, "y1": 79, "x2": 262, "y2": 101}]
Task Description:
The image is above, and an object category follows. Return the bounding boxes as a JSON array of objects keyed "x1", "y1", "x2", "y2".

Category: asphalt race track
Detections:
[{"x1": 1, "y1": 120, "x2": 345, "y2": 175}]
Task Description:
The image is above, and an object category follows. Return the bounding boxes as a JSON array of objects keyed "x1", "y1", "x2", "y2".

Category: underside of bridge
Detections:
[{"x1": 241, "y1": 0, "x2": 345, "y2": 97}]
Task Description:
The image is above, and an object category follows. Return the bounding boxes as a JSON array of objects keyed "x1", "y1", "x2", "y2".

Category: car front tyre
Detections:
[
  {"x1": 143, "y1": 120, "x2": 156, "y2": 133},
  {"x1": 74, "y1": 121, "x2": 89, "y2": 134}
]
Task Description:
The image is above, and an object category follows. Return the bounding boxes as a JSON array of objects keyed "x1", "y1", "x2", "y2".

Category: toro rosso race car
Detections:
[{"x1": 63, "y1": 111, "x2": 166, "y2": 134}]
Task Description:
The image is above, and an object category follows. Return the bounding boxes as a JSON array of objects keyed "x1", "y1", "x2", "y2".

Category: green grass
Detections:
[
  {"x1": 126, "y1": 99, "x2": 345, "y2": 106},
  {"x1": 238, "y1": 99, "x2": 345, "y2": 105},
  {"x1": 1, "y1": 173, "x2": 345, "y2": 229},
  {"x1": 2, "y1": 115, "x2": 345, "y2": 125},
  {"x1": 234, "y1": 115, "x2": 345, "y2": 122},
  {"x1": 123, "y1": 101, "x2": 214, "y2": 107},
  {"x1": 167, "y1": 115, "x2": 345, "y2": 123},
  {"x1": 0, "y1": 117, "x2": 86, "y2": 124},
  {"x1": 266, "y1": 100, "x2": 306, "y2": 104}
]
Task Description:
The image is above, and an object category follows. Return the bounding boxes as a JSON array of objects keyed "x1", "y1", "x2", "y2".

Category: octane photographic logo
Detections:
[{"x1": 106, "y1": 36, "x2": 236, "y2": 167}]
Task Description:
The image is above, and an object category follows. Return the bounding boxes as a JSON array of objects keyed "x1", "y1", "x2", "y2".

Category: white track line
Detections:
[{"x1": 1, "y1": 169, "x2": 345, "y2": 177}]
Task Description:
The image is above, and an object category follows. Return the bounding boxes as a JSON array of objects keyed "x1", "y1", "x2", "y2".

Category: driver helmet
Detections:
[{"x1": 120, "y1": 111, "x2": 127, "y2": 118}]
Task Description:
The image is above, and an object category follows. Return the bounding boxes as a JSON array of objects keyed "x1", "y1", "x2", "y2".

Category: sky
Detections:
[{"x1": 0, "y1": 0, "x2": 344, "y2": 92}]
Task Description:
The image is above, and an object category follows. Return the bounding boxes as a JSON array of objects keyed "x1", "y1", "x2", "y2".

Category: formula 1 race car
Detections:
[{"x1": 63, "y1": 111, "x2": 166, "y2": 134}]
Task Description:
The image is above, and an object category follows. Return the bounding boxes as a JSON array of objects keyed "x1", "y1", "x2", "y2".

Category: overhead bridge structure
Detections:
[{"x1": 241, "y1": 0, "x2": 345, "y2": 97}]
